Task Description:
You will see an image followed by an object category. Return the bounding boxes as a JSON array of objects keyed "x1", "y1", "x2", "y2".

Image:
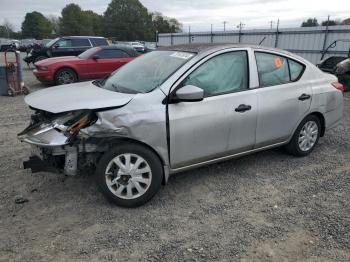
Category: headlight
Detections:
[
  {"x1": 18, "y1": 110, "x2": 97, "y2": 147},
  {"x1": 37, "y1": 66, "x2": 49, "y2": 71}
]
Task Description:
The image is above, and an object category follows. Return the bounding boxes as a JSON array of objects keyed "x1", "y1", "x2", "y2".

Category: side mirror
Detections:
[
  {"x1": 53, "y1": 44, "x2": 59, "y2": 49},
  {"x1": 173, "y1": 85, "x2": 204, "y2": 103},
  {"x1": 92, "y1": 55, "x2": 100, "y2": 60}
]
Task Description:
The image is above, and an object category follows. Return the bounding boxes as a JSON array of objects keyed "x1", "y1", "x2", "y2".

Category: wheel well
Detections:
[
  {"x1": 309, "y1": 112, "x2": 325, "y2": 137},
  {"x1": 54, "y1": 67, "x2": 79, "y2": 81},
  {"x1": 106, "y1": 137, "x2": 167, "y2": 184}
]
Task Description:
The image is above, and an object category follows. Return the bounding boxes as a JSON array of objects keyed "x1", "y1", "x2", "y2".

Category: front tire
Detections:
[
  {"x1": 54, "y1": 68, "x2": 78, "y2": 85},
  {"x1": 286, "y1": 115, "x2": 321, "y2": 156},
  {"x1": 96, "y1": 143, "x2": 163, "y2": 207}
]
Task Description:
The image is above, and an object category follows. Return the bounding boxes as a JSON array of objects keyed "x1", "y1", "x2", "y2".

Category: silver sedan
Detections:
[{"x1": 19, "y1": 44, "x2": 344, "y2": 207}]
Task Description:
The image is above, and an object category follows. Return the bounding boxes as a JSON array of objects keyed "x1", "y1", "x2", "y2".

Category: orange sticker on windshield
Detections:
[{"x1": 274, "y1": 57, "x2": 283, "y2": 68}]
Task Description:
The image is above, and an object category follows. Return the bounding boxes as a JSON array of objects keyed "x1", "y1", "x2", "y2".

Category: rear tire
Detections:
[
  {"x1": 54, "y1": 68, "x2": 78, "y2": 85},
  {"x1": 95, "y1": 143, "x2": 163, "y2": 207},
  {"x1": 22, "y1": 86, "x2": 30, "y2": 95},
  {"x1": 286, "y1": 115, "x2": 321, "y2": 156}
]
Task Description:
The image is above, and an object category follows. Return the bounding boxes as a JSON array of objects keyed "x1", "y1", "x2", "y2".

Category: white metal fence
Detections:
[{"x1": 157, "y1": 25, "x2": 350, "y2": 64}]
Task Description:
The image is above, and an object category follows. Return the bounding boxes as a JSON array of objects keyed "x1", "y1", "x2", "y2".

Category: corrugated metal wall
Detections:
[{"x1": 158, "y1": 25, "x2": 350, "y2": 64}]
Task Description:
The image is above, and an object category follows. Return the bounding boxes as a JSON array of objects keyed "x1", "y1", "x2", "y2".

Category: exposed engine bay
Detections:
[{"x1": 18, "y1": 108, "x2": 108, "y2": 176}]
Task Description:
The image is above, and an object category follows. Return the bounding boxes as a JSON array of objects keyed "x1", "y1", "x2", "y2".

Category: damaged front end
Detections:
[{"x1": 18, "y1": 109, "x2": 104, "y2": 176}]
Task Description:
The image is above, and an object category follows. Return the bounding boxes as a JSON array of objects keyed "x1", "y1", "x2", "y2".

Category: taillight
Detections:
[{"x1": 332, "y1": 82, "x2": 344, "y2": 93}]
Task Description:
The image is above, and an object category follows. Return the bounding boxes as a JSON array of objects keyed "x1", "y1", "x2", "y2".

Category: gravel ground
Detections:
[{"x1": 0, "y1": 52, "x2": 349, "y2": 262}]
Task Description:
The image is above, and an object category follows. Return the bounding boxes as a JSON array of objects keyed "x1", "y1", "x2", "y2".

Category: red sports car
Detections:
[{"x1": 33, "y1": 45, "x2": 139, "y2": 85}]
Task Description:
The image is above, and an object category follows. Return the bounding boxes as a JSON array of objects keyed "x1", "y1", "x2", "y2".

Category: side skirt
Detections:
[{"x1": 169, "y1": 141, "x2": 288, "y2": 174}]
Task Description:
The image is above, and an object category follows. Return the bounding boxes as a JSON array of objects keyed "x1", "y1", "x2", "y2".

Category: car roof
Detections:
[
  {"x1": 159, "y1": 43, "x2": 294, "y2": 57},
  {"x1": 62, "y1": 36, "x2": 106, "y2": 39},
  {"x1": 100, "y1": 45, "x2": 139, "y2": 57}
]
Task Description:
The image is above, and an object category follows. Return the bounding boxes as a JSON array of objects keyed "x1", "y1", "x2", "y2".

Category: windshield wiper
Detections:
[{"x1": 92, "y1": 79, "x2": 102, "y2": 87}]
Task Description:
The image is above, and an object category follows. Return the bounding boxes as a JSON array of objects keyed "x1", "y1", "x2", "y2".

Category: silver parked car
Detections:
[
  {"x1": 129, "y1": 42, "x2": 145, "y2": 53},
  {"x1": 18, "y1": 44, "x2": 344, "y2": 207}
]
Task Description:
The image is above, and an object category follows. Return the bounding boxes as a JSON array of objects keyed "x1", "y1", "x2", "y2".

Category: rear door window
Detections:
[
  {"x1": 255, "y1": 52, "x2": 305, "y2": 87},
  {"x1": 97, "y1": 49, "x2": 130, "y2": 59},
  {"x1": 288, "y1": 59, "x2": 304, "y2": 81},
  {"x1": 90, "y1": 38, "x2": 108, "y2": 46},
  {"x1": 72, "y1": 38, "x2": 91, "y2": 47},
  {"x1": 255, "y1": 52, "x2": 290, "y2": 87}
]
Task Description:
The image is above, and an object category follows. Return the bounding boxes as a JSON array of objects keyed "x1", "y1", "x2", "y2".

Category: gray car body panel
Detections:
[
  {"x1": 21, "y1": 44, "x2": 343, "y2": 178},
  {"x1": 81, "y1": 89, "x2": 169, "y2": 166}
]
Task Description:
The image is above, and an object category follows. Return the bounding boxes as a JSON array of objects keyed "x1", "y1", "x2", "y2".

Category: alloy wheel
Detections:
[
  {"x1": 298, "y1": 120, "x2": 319, "y2": 152},
  {"x1": 105, "y1": 153, "x2": 152, "y2": 200},
  {"x1": 57, "y1": 70, "x2": 75, "y2": 85}
]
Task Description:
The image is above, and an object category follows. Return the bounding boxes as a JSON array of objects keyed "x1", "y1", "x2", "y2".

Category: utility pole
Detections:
[
  {"x1": 5, "y1": 24, "x2": 10, "y2": 38},
  {"x1": 275, "y1": 19, "x2": 280, "y2": 48},
  {"x1": 155, "y1": 30, "x2": 159, "y2": 47},
  {"x1": 223, "y1": 21, "x2": 227, "y2": 32},
  {"x1": 188, "y1": 25, "x2": 191, "y2": 44},
  {"x1": 237, "y1": 22, "x2": 245, "y2": 31},
  {"x1": 322, "y1": 15, "x2": 330, "y2": 58},
  {"x1": 269, "y1": 20, "x2": 274, "y2": 29},
  {"x1": 210, "y1": 24, "x2": 213, "y2": 43},
  {"x1": 237, "y1": 22, "x2": 245, "y2": 43}
]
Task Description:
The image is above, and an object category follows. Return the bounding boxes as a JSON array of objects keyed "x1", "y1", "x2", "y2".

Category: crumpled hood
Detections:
[{"x1": 24, "y1": 81, "x2": 135, "y2": 113}]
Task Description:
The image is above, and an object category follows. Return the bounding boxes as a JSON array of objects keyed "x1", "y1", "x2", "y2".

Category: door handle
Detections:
[
  {"x1": 235, "y1": 104, "x2": 252, "y2": 113},
  {"x1": 298, "y1": 93, "x2": 311, "y2": 101}
]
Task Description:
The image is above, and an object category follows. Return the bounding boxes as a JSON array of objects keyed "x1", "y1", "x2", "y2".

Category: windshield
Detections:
[
  {"x1": 45, "y1": 38, "x2": 59, "y2": 48},
  {"x1": 78, "y1": 47, "x2": 100, "y2": 59},
  {"x1": 100, "y1": 51, "x2": 195, "y2": 94}
]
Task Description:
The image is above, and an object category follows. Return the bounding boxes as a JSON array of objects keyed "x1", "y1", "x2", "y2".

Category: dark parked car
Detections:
[
  {"x1": 317, "y1": 56, "x2": 348, "y2": 73},
  {"x1": 24, "y1": 36, "x2": 108, "y2": 64},
  {"x1": 317, "y1": 39, "x2": 350, "y2": 91},
  {"x1": 0, "y1": 40, "x2": 19, "y2": 51}
]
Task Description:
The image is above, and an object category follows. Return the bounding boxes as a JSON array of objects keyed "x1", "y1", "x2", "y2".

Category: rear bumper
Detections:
[{"x1": 33, "y1": 69, "x2": 54, "y2": 83}]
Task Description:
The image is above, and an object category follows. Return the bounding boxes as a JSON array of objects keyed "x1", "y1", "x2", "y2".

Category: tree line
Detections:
[
  {"x1": 301, "y1": 17, "x2": 350, "y2": 27},
  {"x1": 0, "y1": 0, "x2": 182, "y2": 41}
]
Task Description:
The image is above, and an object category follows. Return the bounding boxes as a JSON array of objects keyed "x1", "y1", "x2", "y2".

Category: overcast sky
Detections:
[{"x1": 0, "y1": 0, "x2": 349, "y2": 32}]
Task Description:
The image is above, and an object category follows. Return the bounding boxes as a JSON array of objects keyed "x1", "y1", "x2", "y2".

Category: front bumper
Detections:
[
  {"x1": 22, "y1": 141, "x2": 107, "y2": 176},
  {"x1": 23, "y1": 155, "x2": 59, "y2": 173},
  {"x1": 23, "y1": 144, "x2": 79, "y2": 176},
  {"x1": 33, "y1": 69, "x2": 54, "y2": 83}
]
